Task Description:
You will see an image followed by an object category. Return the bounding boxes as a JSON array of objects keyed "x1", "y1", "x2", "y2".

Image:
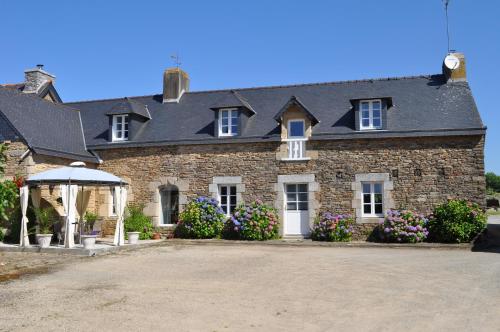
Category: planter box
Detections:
[
  {"x1": 127, "y1": 232, "x2": 140, "y2": 245},
  {"x1": 36, "y1": 234, "x2": 53, "y2": 248},
  {"x1": 81, "y1": 235, "x2": 98, "y2": 249}
]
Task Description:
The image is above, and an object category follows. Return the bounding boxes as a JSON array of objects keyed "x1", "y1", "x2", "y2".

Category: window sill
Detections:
[
  {"x1": 157, "y1": 224, "x2": 177, "y2": 228},
  {"x1": 282, "y1": 157, "x2": 311, "y2": 162},
  {"x1": 358, "y1": 216, "x2": 384, "y2": 224}
]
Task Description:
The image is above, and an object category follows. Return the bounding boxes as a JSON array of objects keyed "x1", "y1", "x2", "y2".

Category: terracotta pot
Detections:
[{"x1": 152, "y1": 232, "x2": 161, "y2": 240}]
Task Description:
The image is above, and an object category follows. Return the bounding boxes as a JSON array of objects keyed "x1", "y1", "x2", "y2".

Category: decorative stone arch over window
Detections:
[
  {"x1": 352, "y1": 173, "x2": 394, "y2": 223},
  {"x1": 273, "y1": 174, "x2": 320, "y2": 237},
  {"x1": 208, "y1": 176, "x2": 245, "y2": 204},
  {"x1": 144, "y1": 177, "x2": 189, "y2": 227}
]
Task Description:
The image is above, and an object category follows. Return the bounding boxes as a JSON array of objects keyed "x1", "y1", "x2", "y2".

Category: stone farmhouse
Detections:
[{"x1": 0, "y1": 53, "x2": 486, "y2": 238}]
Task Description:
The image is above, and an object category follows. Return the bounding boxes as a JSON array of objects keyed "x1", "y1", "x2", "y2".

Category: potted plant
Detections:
[
  {"x1": 81, "y1": 211, "x2": 98, "y2": 249},
  {"x1": 152, "y1": 227, "x2": 162, "y2": 240},
  {"x1": 124, "y1": 204, "x2": 153, "y2": 244},
  {"x1": 34, "y1": 207, "x2": 56, "y2": 248}
]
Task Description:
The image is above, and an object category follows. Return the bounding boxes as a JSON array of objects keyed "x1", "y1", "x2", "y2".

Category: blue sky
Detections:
[{"x1": 1, "y1": 0, "x2": 499, "y2": 172}]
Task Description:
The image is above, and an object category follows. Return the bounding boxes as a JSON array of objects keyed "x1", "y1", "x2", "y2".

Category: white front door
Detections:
[{"x1": 284, "y1": 183, "x2": 309, "y2": 236}]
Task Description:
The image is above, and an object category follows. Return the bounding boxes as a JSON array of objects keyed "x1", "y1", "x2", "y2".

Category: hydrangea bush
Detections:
[
  {"x1": 428, "y1": 200, "x2": 486, "y2": 243},
  {"x1": 175, "y1": 197, "x2": 226, "y2": 239},
  {"x1": 223, "y1": 200, "x2": 279, "y2": 240},
  {"x1": 311, "y1": 212, "x2": 354, "y2": 242},
  {"x1": 378, "y1": 209, "x2": 429, "y2": 243}
]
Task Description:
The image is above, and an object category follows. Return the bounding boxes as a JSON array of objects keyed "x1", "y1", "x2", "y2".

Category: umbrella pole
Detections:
[
  {"x1": 119, "y1": 182, "x2": 122, "y2": 246},
  {"x1": 79, "y1": 185, "x2": 84, "y2": 244},
  {"x1": 65, "y1": 179, "x2": 71, "y2": 248}
]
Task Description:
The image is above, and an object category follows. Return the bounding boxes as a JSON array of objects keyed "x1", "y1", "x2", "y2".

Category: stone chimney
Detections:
[
  {"x1": 163, "y1": 67, "x2": 189, "y2": 103},
  {"x1": 443, "y1": 52, "x2": 467, "y2": 82},
  {"x1": 24, "y1": 64, "x2": 56, "y2": 93}
]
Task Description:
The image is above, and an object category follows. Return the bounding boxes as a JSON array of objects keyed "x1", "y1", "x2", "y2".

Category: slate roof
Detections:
[
  {"x1": 0, "y1": 86, "x2": 96, "y2": 162},
  {"x1": 0, "y1": 81, "x2": 62, "y2": 103},
  {"x1": 67, "y1": 74, "x2": 485, "y2": 149},
  {"x1": 106, "y1": 97, "x2": 151, "y2": 119}
]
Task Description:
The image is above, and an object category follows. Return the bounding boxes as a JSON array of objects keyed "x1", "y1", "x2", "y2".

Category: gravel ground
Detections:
[{"x1": 1, "y1": 243, "x2": 499, "y2": 332}]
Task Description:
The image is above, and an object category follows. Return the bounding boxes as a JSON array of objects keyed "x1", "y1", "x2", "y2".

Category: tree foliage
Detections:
[{"x1": 486, "y1": 172, "x2": 500, "y2": 193}]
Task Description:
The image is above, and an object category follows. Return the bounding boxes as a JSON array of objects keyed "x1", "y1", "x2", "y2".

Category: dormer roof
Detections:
[
  {"x1": 273, "y1": 95, "x2": 319, "y2": 125},
  {"x1": 106, "y1": 97, "x2": 151, "y2": 120},
  {"x1": 209, "y1": 90, "x2": 256, "y2": 115}
]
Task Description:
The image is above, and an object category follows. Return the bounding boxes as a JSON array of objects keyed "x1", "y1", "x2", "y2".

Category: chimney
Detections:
[
  {"x1": 24, "y1": 64, "x2": 56, "y2": 93},
  {"x1": 443, "y1": 52, "x2": 467, "y2": 82},
  {"x1": 163, "y1": 67, "x2": 189, "y2": 103}
]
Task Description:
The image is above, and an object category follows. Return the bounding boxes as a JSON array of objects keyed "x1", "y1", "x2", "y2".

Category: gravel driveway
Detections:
[{"x1": 1, "y1": 244, "x2": 499, "y2": 332}]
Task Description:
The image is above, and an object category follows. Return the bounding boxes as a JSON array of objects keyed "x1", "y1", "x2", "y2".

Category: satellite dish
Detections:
[{"x1": 444, "y1": 54, "x2": 460, "y2": 70}]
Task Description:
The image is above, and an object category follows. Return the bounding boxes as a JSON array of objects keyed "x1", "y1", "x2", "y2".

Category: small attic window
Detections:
[
  {"x1": 218, "y1": 108, "x2": 239, "y2": 136},
  {"x1": 112, "y1": 114, "x2": 129, "y2": 141},
  {"x1": 360, "y1": 100, "x2": 382, "y2": 130}
]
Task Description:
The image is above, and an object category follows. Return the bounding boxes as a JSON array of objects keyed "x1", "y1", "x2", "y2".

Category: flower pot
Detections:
[
  {"x1": 36, "y1": 234, "x2": 53, "y2": 248},
  {"x1": 127, "y1": 232, "x2": 140, "y2": 244},
  {"x1": 81, "y1": 235, "x2": 97, "y2": 249},
  {"x1": 152, "y1": 232, "x2": 161, "y2": 240}
]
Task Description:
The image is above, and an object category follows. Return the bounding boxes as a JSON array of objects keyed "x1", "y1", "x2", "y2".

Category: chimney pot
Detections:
[{"x1": 163, "y1": 67, "x2": 189, "y2": 103}]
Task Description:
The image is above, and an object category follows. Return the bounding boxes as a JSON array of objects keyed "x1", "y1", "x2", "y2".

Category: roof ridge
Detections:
[{"x1": 64, "y1": 74, "x2": 441, "y2": 104}]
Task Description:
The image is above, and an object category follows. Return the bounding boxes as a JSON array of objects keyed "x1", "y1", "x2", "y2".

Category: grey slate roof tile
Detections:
[
  {"x1": 0, "y1": 86, "x2": 96, "y2": 162},
  {"x1": 67, "y1": 74, "x2": 484, "y2": 149}
]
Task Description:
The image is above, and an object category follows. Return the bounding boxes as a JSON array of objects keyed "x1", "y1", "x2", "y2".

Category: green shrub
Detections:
[
  {"x1": 428, "y1": 200, "x2": 486, "y2": 243},
  {"x1": 223, "y1": 200, "x2": 279, "y2": 241},
  {"x1": 84, "y1": 211, "x2": 98, "y2": 234},
  {"x1": 124, "y1": 204, "x2": 153, "y2": 240},
  {"x1": 0, "y1": 180, "x2": 19, "y2": 223},
  {"x1": 175, "y1": 197, "x2": 225, "y2": 239},
  {"x1": 311, "y1": 212, "x2": 354, "y2": 242},
  {"x1": 33, "y1": 207, "x2": 57, "y2": 234}
]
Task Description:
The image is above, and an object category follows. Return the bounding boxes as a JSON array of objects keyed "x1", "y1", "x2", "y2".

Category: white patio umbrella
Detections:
[{"x1": 25, "y1": 162, "x2": 127, "y2": 248}]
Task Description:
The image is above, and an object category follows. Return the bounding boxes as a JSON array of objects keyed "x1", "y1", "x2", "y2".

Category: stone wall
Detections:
[{"x1": 94, "y1": 135, "x2": 485, "y2": 239}]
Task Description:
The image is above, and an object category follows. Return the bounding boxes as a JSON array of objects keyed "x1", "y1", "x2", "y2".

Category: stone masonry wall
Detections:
[{"x1": 95, "y1": 135, "x2": 485, "y2": 239}]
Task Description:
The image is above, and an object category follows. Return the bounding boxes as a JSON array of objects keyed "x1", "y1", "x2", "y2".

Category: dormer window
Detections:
[
  {"x1": 219, "y1": 108, "x2": 239, "y2": 136},
  {"x1": 112, "y1": 114, "x2": 129, "y2": 141},
  {"x1": 288, "y1": 119, "x2": 305, "y2": 138},
  {"x1": 360, "y1": 100, "x2": 382, "y2": 130}
]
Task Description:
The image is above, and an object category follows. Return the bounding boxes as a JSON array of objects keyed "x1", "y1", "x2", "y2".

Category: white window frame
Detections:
[
  {"x1": 218, "y1": 108, "x2": 239, "y2": 137},
  {"x1": 361, "y1": 182, "x2": 384, "y2": 217},
  {"x1": 287, "y1": 119, "x2": 305, "y2": 138},
  {"x1": 112, "y1": 114, "x2": 129, "y2": 141},
  {"x1": 359, "y1": 99, "x2": 382, "y2": 130},
  {"x1": 218, "y1": 184, "x2": 237, "y2": 216}
]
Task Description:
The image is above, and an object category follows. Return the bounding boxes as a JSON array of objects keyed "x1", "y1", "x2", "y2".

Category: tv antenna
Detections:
[
  {"x1": 443, "y1": 0, "x2": 451, "y2": 53},
  {"x1": 171, "y1": 53, "x2": 181, "y2": 68}
]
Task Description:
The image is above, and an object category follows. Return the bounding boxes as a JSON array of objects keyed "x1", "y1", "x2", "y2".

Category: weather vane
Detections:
[{"x1": 170, "y1": 53, "x2": 181, "y2": 68}]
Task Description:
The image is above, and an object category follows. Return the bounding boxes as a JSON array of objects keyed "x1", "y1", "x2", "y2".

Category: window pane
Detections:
[
  {"x1": 289, "y1": 121, "x2": 305, "y2": 137},
  {"x1": 298, "y1": 193, "x2": 308, "y2": 202},
  {"x1": 231, "y1": 111, "x2": 239, "y2": 120},
  {"x1": 230, "y1": 195, "x2": 236, "y2": 205},
  {"x1": 231, "y1": 125, "x2": 238, "y2": 134},
  {"x1": 363, "y1": 193, "x2": 371, "y2": 204},
  {"x1": 116, "y1": 123, "x2": 122, "y2": 131},
  {"x1": 287, "y1": 202, "x2": 297, "y2": 210},
  {"x1": 374, "y1": 194, "x2": 383, "y2": 204},
  {"x1": 229, "y1": 204, "x2": 236, "y2": 214},
  {"x1": 362, "y1": 110, "x2": 370, "y2": 119},
  {"x1": 298, "y1": 202, "x2": 308, "y2": 210},
  {"x1": 221, "y1": 196, "x2": 227, "y2": 205},
  {"x1": 221, "y1": 126, "x2": 228, "y2": 134},
  {"x1": 220, "y1": 186, "x2": 227, "y2": 195},
  {"x1": 230, "y1": 186, "x2": 236, "y2": 195},
  {"x1": 298, "y1": 184, "x2": 308, "y2": 192},
  {"x1": 373, "y1": 109, "x2": 381, "y2": 118},
  {"x1": 373, "y1": 118, "x2": 381, "y2": 128},
  {"x1": 221, "y1": 111, "x2": 228, "y2": 119},
  {"x1": 362, "y1": 119, "x2": 370, "y2": 127},
  {"x1": 364, "y1": 204, "x2": 372, "y2": 214},
  {"x1": 362, "y1": 183, "x2": 371, "y2": 193},
  {"x1": 222, "y1": 118, "x2": 229, "y2": 126},
  {"x1": 374, "y1": 183, "x2": 382, "y2": 193},
  {"x1": 286, "y1": 193, "x2": 296, "y2": 202},
  {"x1": 372, "y1": 101, "x2": 381, "y2": 110},
  {"x1": 361, "y1": 102, "x2": 369, "y2": 110},
  {"x1": 123, "y1": 131, "x2": 128, "y2": 139},
  {"x1": 375, "y1": 204, "x2": 383, "y2": 214},
  {"x1": 286, "y1": 184, "x2": 297, "y2": 193}
]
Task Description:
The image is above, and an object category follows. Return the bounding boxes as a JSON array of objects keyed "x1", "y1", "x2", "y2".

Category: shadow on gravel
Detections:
[{"x1": 471, "y1": 223, "x2": 500, "y2": 254}]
